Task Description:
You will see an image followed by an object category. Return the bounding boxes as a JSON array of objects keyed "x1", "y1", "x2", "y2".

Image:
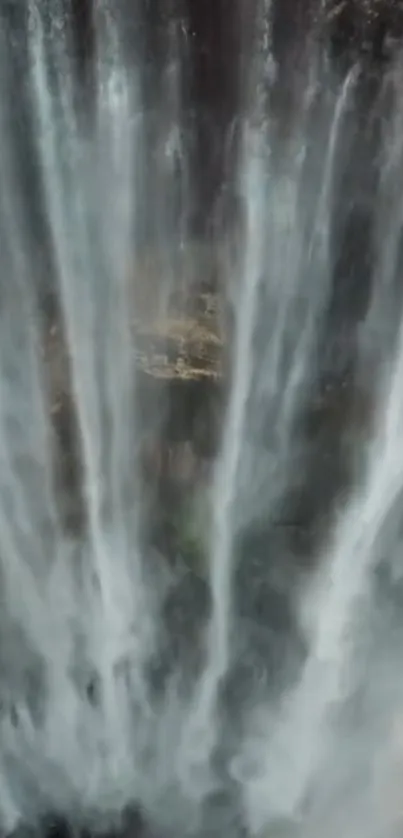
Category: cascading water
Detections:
[{"x1": 1, "y1": 1, "x2": 403, "y2": 837}]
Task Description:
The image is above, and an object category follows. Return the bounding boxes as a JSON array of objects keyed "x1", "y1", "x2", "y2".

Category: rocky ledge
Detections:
[{"x1": 133, "y1": 294, "x2": 223, "y2": 382}]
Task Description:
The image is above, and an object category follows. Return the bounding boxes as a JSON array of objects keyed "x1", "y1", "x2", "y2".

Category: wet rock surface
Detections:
[{"x1": 324, "y1": 0, "x2": 403, "y2": 62}]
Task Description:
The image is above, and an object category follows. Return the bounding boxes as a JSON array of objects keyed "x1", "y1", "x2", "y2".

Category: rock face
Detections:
[
  {"x1": 44, "y1": 245, "x2": 225, "y2": 550},
  {"x1": 39, "y1": 0, "x2": 401, "y2": 571},
  {"x1": 324, "y1": 0, "x2": 403, "y2": 60},
  {"x1": 45, "y1": 253, "x2": 374, "y2": 577}
]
